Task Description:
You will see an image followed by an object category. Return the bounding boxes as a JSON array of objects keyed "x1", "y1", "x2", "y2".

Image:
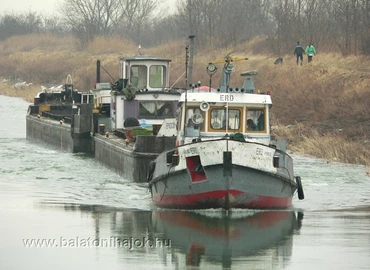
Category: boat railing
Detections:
[
  {"x1": 41, "y1": 111, "x2": 72, "y2": 124},
  {"x1": 95, "y1": 95, "x2": 111, "y2": 108},
  {"x1": 274, "y1": 148, "x2": 294, "y2": 180}
]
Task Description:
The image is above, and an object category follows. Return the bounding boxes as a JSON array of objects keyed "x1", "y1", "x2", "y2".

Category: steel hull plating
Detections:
[
  {"x1": 151, "y1": 166, "x2": 295, "y2": 209},
  {"x1": 149, "y1": 140, "x2": 297, "y2": 209}
]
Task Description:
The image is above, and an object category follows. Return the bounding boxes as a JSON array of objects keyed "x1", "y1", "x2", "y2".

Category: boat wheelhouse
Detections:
[
  {"x1": 110, "y1": 55, "x2": 180, "y2": 132},
  {"x1": 178, "y1": 86, "x2": 271, "y2": 146},
  {"x1": 93, "y1": 36, "x2": 198, "y2": 182}
]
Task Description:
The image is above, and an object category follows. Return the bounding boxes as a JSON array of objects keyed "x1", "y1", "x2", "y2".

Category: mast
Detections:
[
  {"x1": 182, "y1": 35, "x2": 195, "y2": 144},
  {"x1": 188, "y1": 35, "x2": 195, "y2": 87}
]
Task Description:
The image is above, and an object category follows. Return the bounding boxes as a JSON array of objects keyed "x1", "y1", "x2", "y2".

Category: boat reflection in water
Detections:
[
  {"x1": 150, "y1": 210, "x2": 303, "y2": 269},
  {"x1": 58, "y1": 204, "x2": 302, "y2": 268}
]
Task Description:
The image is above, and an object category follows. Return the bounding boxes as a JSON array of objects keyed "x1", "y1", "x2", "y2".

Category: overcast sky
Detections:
[
  {"x1": 0, "y1": 0, "x2": 59, "y2": 14},
  {"x1": 0, "y1": 0, "x2": 175, "y2": 15}
]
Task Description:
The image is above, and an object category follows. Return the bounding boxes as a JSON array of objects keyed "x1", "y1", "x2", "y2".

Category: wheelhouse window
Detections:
[
  {"x1": 185, "y1": 106, "x2": 205, "y2": 131},
  {"x1": 209, "y1": 107, "x2": 241, "y2": 132},
  {"x1": 246, "y1": 108, "x2": 265, "y2": 132},
  {"x1": 149, "y1": 65, "x2": 166, "y2": 88},
  {"x1": 139, "y1": 101, "x2": 174, "y2": 118},
  {"x1": 130, "y1": 65, "x2": 147, "y2": 89}
]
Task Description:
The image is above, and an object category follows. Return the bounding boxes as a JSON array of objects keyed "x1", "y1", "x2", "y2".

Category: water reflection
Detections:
[
  {"x1": 150, "y1": 210, "x2": 303, "y2": 269},
  {"x1": 61, "y1": 204, "x2": 303, "y2": 269}
]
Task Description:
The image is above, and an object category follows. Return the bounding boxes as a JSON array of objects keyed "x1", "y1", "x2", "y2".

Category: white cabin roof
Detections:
[
  {"x1": 119, "y1": 55, "x2": 171, "y2": 62},
  {"x1": 113, "y1": 91, "x2": 180, "y2": 101},
  {"x1": 179, "y1": 92, "x2": 272, "y2": 105}
]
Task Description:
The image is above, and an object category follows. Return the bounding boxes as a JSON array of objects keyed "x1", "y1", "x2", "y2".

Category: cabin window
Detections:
[
  {"x1": 209, "y1": 107, "x2": 241, "y2": 132},
  {"x1": 130, "y1": 65, "x2": 147, "y2": 89},
  {"x1": 158, "y1": 101, "x2": 173, "y2": 117},
  {"x1": 149, "y1": 65, "x2": 166, "y2": 88},
  {"x1": 185, "y1": 106, "x2": 205, "y2": 131},
  {"x1": 246, "y1": 108, "x2": 265, "y2": 132},
  {"x1": 139, "y1": 101, "x2": 174, "y2": 118},
  {"x1": 120, "y1": 62, "x2": 125, "y2": 79}
]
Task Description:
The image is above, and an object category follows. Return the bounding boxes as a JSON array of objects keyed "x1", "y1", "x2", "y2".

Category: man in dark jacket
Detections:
[{"x1": 294, "y1": 41, "x2": 305, "y2": 65}]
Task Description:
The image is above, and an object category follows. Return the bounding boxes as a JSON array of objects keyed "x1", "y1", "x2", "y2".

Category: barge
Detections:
[{"x1": 26, "y1": 75, "x2": 95, "y2": 153}]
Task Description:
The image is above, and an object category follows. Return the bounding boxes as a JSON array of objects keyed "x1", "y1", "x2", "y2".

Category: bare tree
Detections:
[
  {"x1": 3, "y1": 0, "x2": 370, "y2": 56},
  {"x1": 175, "y1": 0, "x2": 206, "y2": 44},
  {"x1": 358, "y1": 0, "x2": 370, "y2": 54},
  {"x1": 0, "y1": 11, "x2": 42, "y2": 40},
  {"x1": 270, "y1": 0, "x2": 295, "y2": 54},
  {"x1": 146, "y1": 15, "x2": 182, "y2": 45},
  {"x1": 59, "y1": 0, "x2": 123, "y2": 47},
  {"x1": 173, "y1": 0, "x2": 272, "y2": 49},
  {"x1": 41, "y1": 14, "x2": 67, "y2": 34},
  {"x1": 116, "y1": 0, "x2": 161, "y2": 45}
]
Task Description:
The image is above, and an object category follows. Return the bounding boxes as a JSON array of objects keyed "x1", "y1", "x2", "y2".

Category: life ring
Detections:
[
  {"x1": 295, "y1": 176, "x2": 304, "y2": 200},
  {"x1": 147, "y1": 161, "x2": 156, "y2": 182}
]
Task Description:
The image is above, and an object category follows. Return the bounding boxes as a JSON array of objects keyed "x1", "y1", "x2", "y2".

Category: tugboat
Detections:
[
  {"x1": 148, "y1": 55, "x2": 304, "y2": 209},
  {"x1": 92, "y1": 54, "x2": 182, "y2": 181},
  {"x1": 92, "y1": 36, "x2": 197, "y2": 181}
]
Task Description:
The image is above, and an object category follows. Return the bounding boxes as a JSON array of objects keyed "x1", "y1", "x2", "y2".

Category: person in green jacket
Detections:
[{"x1": 305, "y1": 43, "x2": 316, "y2": 63}]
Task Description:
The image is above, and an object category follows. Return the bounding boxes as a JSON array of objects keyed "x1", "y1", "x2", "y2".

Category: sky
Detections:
[
  {"x1": 0, "y1": 0, "x2": 60, "y2": 14},
  {"x1": 0, "y1": 0, "x2": 175, "y2": 15}
]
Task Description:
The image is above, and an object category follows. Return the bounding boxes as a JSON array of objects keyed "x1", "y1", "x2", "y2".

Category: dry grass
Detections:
[
  {"x1": 86, "y1": 36, "x2": 137, "y2": 55},
  {"x1": 1, "y1": 33, "x2": 370, "y2": 166},
  {"x1": 0, "y1": 80, "x2": 40, "y2": 103},
  {"x1": 273, "y1": 123, "x2": 370, "y2": 166},
  {"x1": 266, "y1": 53, "x2": 370, "y2": 165},
  {"x1": 0, "y1": 34, "x2": 77, "y2": 55}
]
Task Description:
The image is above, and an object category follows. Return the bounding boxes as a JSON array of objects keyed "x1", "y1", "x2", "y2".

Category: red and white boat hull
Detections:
[{"x1": 149, "y1": 139, "x2": 297, "y2": 209}]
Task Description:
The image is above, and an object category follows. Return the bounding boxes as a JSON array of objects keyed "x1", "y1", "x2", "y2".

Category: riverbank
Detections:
[
  {"x1": 1, "y1": 34, "x2": 370, "y2": 167},
  {"x1": 0, "y1": 80, "x2": 39, "y2": 103},
  {"x1": 2, "y1": 78, "x2": 369, "y2": 168},
  {"x1": 273, "y1": 123, "x2": 370, "y2": 166}
]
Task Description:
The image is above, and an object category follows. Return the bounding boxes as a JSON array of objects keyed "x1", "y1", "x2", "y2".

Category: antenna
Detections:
[
  {"x1": 188, "y1": 35, "x2": 195, "y2": 87},
  {"x1": 183, "y1": 44, "x2": 189, "y2": 142},
  {"x1": 182, "y1": 35, "x2": 195, "y2": 143}
]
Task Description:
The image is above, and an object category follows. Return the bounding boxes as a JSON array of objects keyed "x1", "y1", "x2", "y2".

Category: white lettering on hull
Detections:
[{"x1": 173, "y1": 140, "x2": 277, "y2": 174}]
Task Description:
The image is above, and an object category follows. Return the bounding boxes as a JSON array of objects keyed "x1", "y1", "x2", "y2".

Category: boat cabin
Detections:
[
  {"x1": 177, "y1": 92, "x2": 272, "y2": 146},
  {"x1": 110, "y1": 56, "x2": 181, "y2": 131},
  {"x1": 177, "y1": 69, "x2": 272, "y2": 146},
  {"x1": 118, "y1": 55, "x2": 171, "y2": 91}
]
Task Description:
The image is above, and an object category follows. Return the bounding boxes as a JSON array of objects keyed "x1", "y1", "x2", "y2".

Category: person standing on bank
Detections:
[
  {"x1": 305, "y1": 43, "x2": 316, "y2": 63},
  {"x1": 294, "y1": 41, "x2": 305, "y2": 65}
]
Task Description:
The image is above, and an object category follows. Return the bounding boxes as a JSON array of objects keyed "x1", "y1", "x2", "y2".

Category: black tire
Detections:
[
  {"x1": 295, "y1": 176, "x2": 304, "y2": 200},
  {"x1": 124, "y1": 117, "x2": 140, "y2": 128}
]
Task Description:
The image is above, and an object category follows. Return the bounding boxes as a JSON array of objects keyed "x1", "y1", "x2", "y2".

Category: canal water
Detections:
[{"x1": 0, "y1": 95, "x2": 370, "y2": 270}]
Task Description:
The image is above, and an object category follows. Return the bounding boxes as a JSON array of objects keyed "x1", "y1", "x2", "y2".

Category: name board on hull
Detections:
[
  {"x1": 157, "y1": 118, "x2": 177, "y2": 136},
  {"x1": 220, "y1": 94, "x2": 234, "y2": 101}
]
